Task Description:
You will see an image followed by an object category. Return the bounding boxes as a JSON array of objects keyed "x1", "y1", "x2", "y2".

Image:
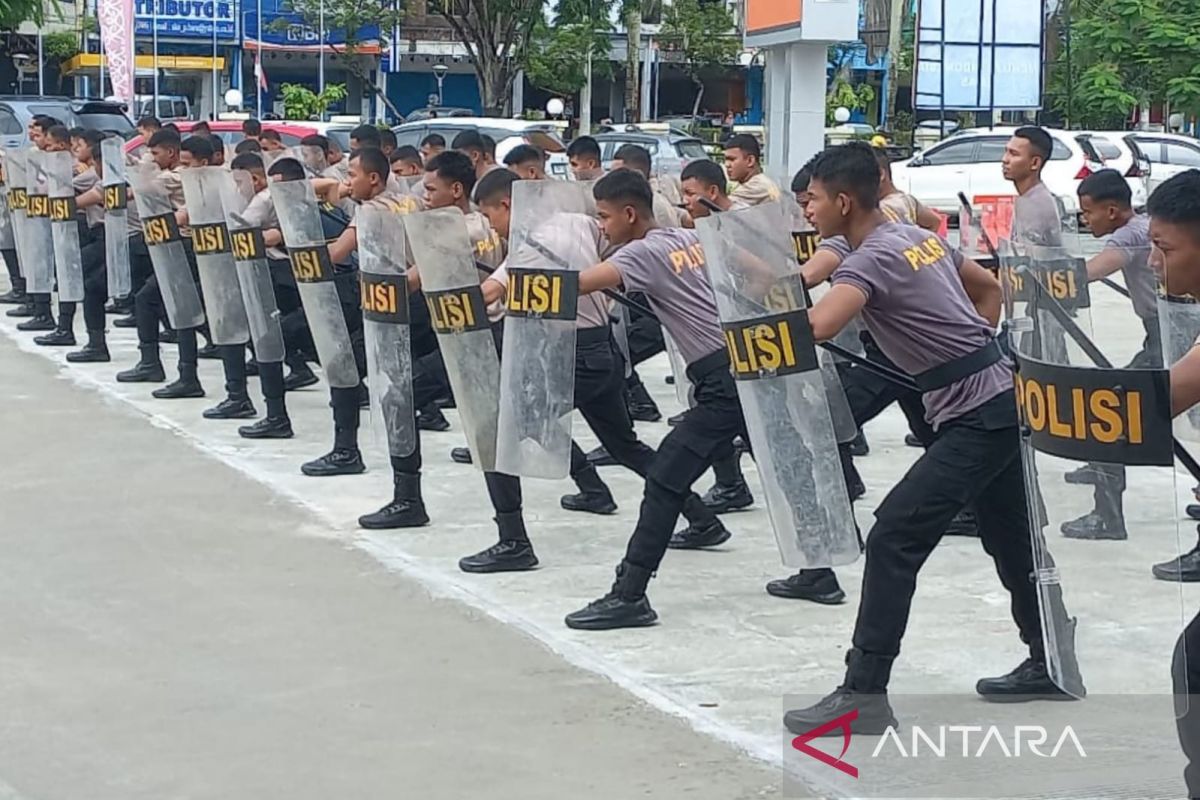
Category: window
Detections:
[
  {"x1": 392, "y1": 126, "x2": 425, "y2": 149},
  {"x1": 1085, "y1": 136, "x2": 1122, "y2": 161},
  {"x1": 427, "y1": 125, "x2": 468, "y2": 147},
  {"x1": 1049, "y1": 139, "x2": 1072, "y2": 161},
  {"x1": 1134, "y1": 139, "x2": 1167, "y2": 163},
  {"x1": 973, "y1": 138, "x2": 1008, "y2": 163},
  {"x1": 675, "y1": 140, "x2": 709, "y2": 159},
  {"x1": 922, "y1": 141, "x2": 975, "y2": 166},
  {"x1": 0, "y1": 109, "x2": 22, "y2": 135},
  {"x1": 1164, "y1": 142, "x2": 1200, "y2": 168}
]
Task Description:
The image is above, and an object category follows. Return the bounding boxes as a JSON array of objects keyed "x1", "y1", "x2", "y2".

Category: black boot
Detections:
[
  {"x1": 358, "y1": 473, "x2": 430, "y2": 529},
  {"x1": 564, "y1": 561, "x2": 658, "y2": 630},
  {"x1": 459, "y1": 511, "x2": 539, "y2": 573},
  {"x1": 239, "y1": 415, "x2": 294, "y2": 439},
  {"x1": 700, "y1": 480, "x2": 754, "y2": 513},
  {"x1": 152, "y1": 364, "x2": 204, "y2": 399},
  {"x1": 783, "y1": 650, "x2": 897, "y2": 735},
  {"x1": 976, "y1": 657, "x2": 1078, "y2": 702},
  {"x1": 1064, "y1": 463, "x2": 1104, "y2": 485},
  {"x1": 0, "y1": 286, "x2": 27, "y2": 304},
  {"x1": 116, "y1": 345, "x2": 166, "y2": 383},
  {"x1": 848, "y1": 429, "x2": 869, "y2": 457},
  {"x1": 301, "y1": 447, "x2": 365, "y2": 477},
  {"x1": 765, "y1": 569, "x2": 846, "y2": 604},
  {"x1": 159, "y1": 328, "x2": 178, "y2": 344},
  {"x1": 451, "y1": 447, "x2": 472, "y2": 465},
  {"x1": 1061, "y1": 484, "x2": 1127, "y2": 540},
  {"x1": 67, "y1": 330, "x2": 110, "y2": 363},
  {"x1": 668, "y1": 517, "x2": 732, "y2": 550},
  {"x1": 561, "y1": 465, "x2": 618, "y2": 515},
  {"x1": 33, "y1": 328, "x2": 76, "y2": 346},
  {"x1": 284, "y1": 366, "x2": 319, "y2": 391},
  {"x1": 625, "y1": 380, "x2": 661, "y2": 423},
  {"x1": 585, "y1": 444, "x2": 618, "y2": 467},
  {"x1": 6, "y1": 301, "x2": 36, "y2": 317},
  {"x1": 244, "y1": 357, "x2": 259, "y2": 377},
  {"x1": 112, "y1": 313, "x2": 137, "y2": 328},
  {"x1": 203, "y1": 396, "x2": 257, "y2": 420},
  {"x1": 197, "y1": 342, "x2": 220, "y2": 359},
  {"x1": 416, "y1": 404, "x2": 450, "y2": 432},
  {"x1": 1153, "y1": 535, "x2": 1200, "y2": 582},
  {"x1": 17, "y1": 314, "x2": 56, "y2": 332}
]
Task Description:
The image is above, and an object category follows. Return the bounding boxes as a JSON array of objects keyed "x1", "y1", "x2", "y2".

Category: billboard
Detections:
[
  {"x1": 134, "y1": 0, "x2": 238, "y2": 40},
  {"x1": 915, "y1": 0, "x2": 1044, "y2": 110}
]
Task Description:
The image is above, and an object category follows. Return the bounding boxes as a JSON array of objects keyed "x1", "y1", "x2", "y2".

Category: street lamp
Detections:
[{"x1": 432, "y1": 64, "x2": 448, "y2": 107}]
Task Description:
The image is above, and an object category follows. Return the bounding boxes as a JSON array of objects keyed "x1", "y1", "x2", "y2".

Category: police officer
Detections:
[
  {"x1": 723, "y1": 134, "x2": 780, "y2": 207},
  {"x1": 565, "y1": 136, "x2": 604, "y2": 181},
  {"x1": 1004, "y1": 126, "x2": 1066, "y2": 248},
  {"x1": 14, "y1": 115, "x2": 63, "y2": 332},
  {"x1": 782, "y1": 143, "x2": 1064, "y2": 738}
]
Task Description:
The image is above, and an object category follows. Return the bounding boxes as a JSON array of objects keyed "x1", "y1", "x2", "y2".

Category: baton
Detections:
[{"x1": 1099, "y1": 276, "x2": 1131, "y2": 299}]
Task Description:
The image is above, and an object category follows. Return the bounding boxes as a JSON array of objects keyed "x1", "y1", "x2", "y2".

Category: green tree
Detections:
[
  {"x1": 277, "y1": 0, "x2": 405, "y2": 120},
  {"x1": 0, "y1": 0, "x2": 60, "y2": 29},
  {"x1": 522, "y1": 0, "x2": 612, "y2": 101},
  {"x1": 659, "y1": 0, "x2": 738, "y2": 118},
  {"x1": 432, "y1": 0, "x2": 543, "y2": 115},
  {"x1": 279, "y1": 82, "x2": 348, "y2": 120}
]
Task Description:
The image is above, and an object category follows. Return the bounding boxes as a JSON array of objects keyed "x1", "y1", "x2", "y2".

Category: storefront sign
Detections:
[{"x1": 134, "y1": 0, "x2": 238, "y2": 40}]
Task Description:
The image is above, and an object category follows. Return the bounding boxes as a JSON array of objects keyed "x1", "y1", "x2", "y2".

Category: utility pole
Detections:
[{"x1": 883, "y1": 0, "x2": 906, "y2": 128}]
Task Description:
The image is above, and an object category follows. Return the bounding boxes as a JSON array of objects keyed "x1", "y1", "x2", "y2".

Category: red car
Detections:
[{"x1": 123, "y1": 120, "x2": 319, "y2": 155}]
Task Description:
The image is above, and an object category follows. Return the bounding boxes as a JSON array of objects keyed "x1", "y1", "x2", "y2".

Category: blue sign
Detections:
[
  {"x1": 243, "y1": 9, "x2": 381, "y2": 49},
  {"x1": 915, "y1": 0, "x2": 1044, "y2": 110},
  {"x1": 135, "y1": 0, "x2": 238, "y2": 40}
]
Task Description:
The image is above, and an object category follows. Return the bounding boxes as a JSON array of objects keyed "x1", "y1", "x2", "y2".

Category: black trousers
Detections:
[
  {"x1": 1174, "y1": 610, "x2": 1200, "y2": 798},
  {"x1": 328, "y1": 296, "x2": 367, "y2": 451},
  {"x1": 569, "y1": 327, "x2": 716, "y2": 528},
  {"x1": 80, "y1": 227, "x2": 107, "y2": 333},
  {"x1": 848, "y1": 392, "x2": 1042, "y2": 681},
  {"x1": 2, "y1": 246, "x2": 23, "y2": 293},
  {"x1": 219, "y1": 344, "x2": 249, "y2": 400}
]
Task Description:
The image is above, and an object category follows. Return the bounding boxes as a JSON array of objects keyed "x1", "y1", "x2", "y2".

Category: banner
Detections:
[
  {"x1": 97, "y1": 0, "x2": 135, "y2": 105},
  {"x1": 135, "y1": 0, "x2": 238, "y2": 40}
]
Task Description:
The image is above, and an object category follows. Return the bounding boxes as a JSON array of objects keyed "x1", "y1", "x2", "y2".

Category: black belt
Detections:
[
  {"x1": 577, "y1": 324, "x2": 612, "y2": 345},
  {"x1": 687, "y1": 348, "x2": 731, "y2": 384},
  {"x1": 913, "y1": 338, "x2": 1004, "y2": 392}
]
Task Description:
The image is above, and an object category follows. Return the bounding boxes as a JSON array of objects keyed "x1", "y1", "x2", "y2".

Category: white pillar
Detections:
[
  {"x1": 764, "y1": 47, "x2": 789, "y2": 172},
  {"x1": 511, "y1": 69, "x2": 525, "y2": 118},
  {"x1": 782, "y1": 42, "x2": 827, "y2": 179}
]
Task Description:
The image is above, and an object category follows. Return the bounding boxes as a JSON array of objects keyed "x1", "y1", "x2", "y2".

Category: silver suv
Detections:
[{"x1": 0, "y1": 96, "x2": 134, "y2": 151}]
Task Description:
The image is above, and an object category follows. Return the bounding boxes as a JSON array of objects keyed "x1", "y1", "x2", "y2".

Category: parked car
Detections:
[
  {"x1": 403, "y1": 106, "x2": 474, "y2": 122},
  {"x1": 592, "y1": 129, "x2": 709, "y2": 173},
  {"x1": 1076, "y1": 131, "x2": 1149, "y2": 208},
  {"x1": 890, "y1": 126, "x2": 1102, "y2": 216},
  {"x1": 392, "y1": 117, "x2": 570, "y2": 177},
  {"x1": 0, "y1": 96, "x2": 134, "y2": 150},
  {"x1": 1124, "y1": 131, "x2": 1200, "y2": 198},
  {"x1": 133, "y1": 95, "x2": 193, "y2": 121},
  {"x1": 122, "y1": 120, "x2": 316, "y2": 155}
]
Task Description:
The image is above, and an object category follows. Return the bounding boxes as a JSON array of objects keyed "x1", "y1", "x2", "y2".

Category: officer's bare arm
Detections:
[
  {"x1": 327, "y1": 226, "x2": 356, "y2": 264},
  {"x1": 1085, "y1": 248, "x2": 1127, "y2": 281},
  {"x1": 1172, "y1": 348, "x2": 1200, "y2": 417},
  {"x1": 808, "y1": 284, "x2": 867, "y2": 341},
  {"x1": 176, "y1": 207, "x2": 189, "y2": 226},
  {"x1": 579, "y1": 262, "x2": 623, "y2": 295},
  {"x1": 801, "y1": 249, "x2": 844, "y2": 287},
  {"x1": 75, "y1": 186, "x2": 102, "y2": 208},
  {"x1": 958, "y1": 257, "x2": 1002, "y2": 327},
  {"x1": 310, "y1": 177, "x2": 340, "y2": 203},
  {"x1": 482, "y1": 275, "x2": 505, "y2": 305},
  {"x1": 916, "y1": 202, "x2": 942, "y2": 232},
  {"x1": 407, "y1": 266, "x2": 421, "y2": 293}
]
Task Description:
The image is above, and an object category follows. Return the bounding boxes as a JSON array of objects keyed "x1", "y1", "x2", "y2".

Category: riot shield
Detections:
[
  {"x1": 100, "y1": 137, "x2": 132, "y2": 299},
  {"x1": 2, "y1": 150, "x2": 26, "y2": 272},
  {"x1": 219, "y1": 170, "x2": 286, "y2": 364},
  {"x1": 44, "y1": 150, "x2": 85, "y2": 303},
  {"x1": 180, "y1": 167, "x2": 250, "y2": 345},
  {"x1": 495, "y1": 180, "x2": 591, "y2": 478},
  {"x1": 267, "y1": 178, "x2": 359, "y2": 389},
  {"x1": 693, "y1": 204, "x2": 859, "y2": 568},
  {"x1": 22, "y1": 150, "x2": 56, "y2": 295},
  {"x1": 0, "y1": 153, "x2": 14, "y2": 253},
  {"x1": 1002, "y1": 241, "x2": 1187, "y2": 704},
  {"x1": 128, "y1": 162, "x2": 205, "y2": 329},
  {"x1": 405, "y1": 207, "x2": 502, "y2": 473},
  {"x1": 662, "y1": 331, "x2": 691, "y2": 406},
  {"x1": 357, "y1": 205, "x2": 416, "y2": 459}
]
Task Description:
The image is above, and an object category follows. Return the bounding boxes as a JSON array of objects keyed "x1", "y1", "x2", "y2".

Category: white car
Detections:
[
  {"x1": 1123, "y1": 131, "x2": 1200, "y2": 198},
  {"x1": 391, "y1": 117, "x2": 570, "y2": 178},
  {"x1": 890, "y1": 127, "x2": 1102, "y2": 216},
  {"x1": 1076, "y1": 131, "x2": 1149, "y2": 208}
]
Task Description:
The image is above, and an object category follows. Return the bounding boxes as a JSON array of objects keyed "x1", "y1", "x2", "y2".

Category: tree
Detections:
[
  {"x1": 658, "y1": 0, "x2": 738, "y2": 118},
  {"x1": 280, "y1": 82, "x2": 348, "y2": 120},
  {"x1": 277, "y1": 0, "x2": 406, "y2": 121},
  {"x1": 0, "y1": 0, "x2": 59, "y2": 29},
  {"x1": 433, "y1": 0, "x2": 543, "y2": 116},
  {"x1": 620, "y1": 0, "x2": 661, "y2": 122},
  {"x1": 522, "y1": 0, "x2": 612, "y2": 102}
]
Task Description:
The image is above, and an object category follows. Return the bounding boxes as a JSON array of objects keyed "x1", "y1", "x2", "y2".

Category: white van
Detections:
[{"x1": 392, "y1": 117, "x2": 570, "y2": 178}]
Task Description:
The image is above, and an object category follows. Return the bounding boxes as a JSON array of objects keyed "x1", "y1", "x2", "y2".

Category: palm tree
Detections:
[{"x1": 621, "y1": 0, "x2": 662, "y2": 122}]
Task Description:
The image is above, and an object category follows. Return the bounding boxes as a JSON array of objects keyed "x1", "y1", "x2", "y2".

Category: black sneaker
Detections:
[
  {"x1": 416, "y1": 406, "x2": 450, "y2": 432},
  {"x1": 667, "y1": 519, "x2": 732, "y2": 550},
  {"x1": 1061, "y1": 511, "x2": 1127, "y2": 541},
  {"x1": 0, "y1": 288, "x2": 27, "y2": 304},
  {"x1": 116, "y1": 361, "x2": 166, "y2": 383},
  {"x1": 158, "y1": 329, "x2": 178, "y2": 344},
  {"x1": 197, "y1": 343, "x2": 221, "y2": 359},
  {"x1": 5, "y1": 302, "x2": 35, "y2": 318},
  {"x1": 301, "y1": 448, "x2": 366, "y2": 477},
  {"x1": 765, "y1": 570, "x2": 846, "y2": 604},
  {"x1": 628, "y1": 402, "x2": 662, "y2": 423},
  {"x1": 202, "y1": 397, "x2": 257, "y2": 420},
  {"x1": 33, "y1": 328, "x2": 76, "y2": 346},
  {"x1": 1187, "y1": 505, "x2": 1200, "y2": 522},
  {"x1": 458, "y1": 540, "x2": 539, "y2": 573},
  {"x1": 238, "y1": 416, "x2": 294, "y2": 440},
  {"x1": 112, "y1": 314, "x2": 137, "y2": 328},
  {"x1": 560, "y1": 490, "x2": 618, "y2": 515},
  {"x1": 17, "y1": 315, "x2": 56, "y2": 332},
  {"x1": 1153, "y1": 543, "x2": 1200, "y2": 582},
  {"x1": 450, "y1": 447, "x2": 472, "y2": 465},
  {"x1": 1064, "y1": 464, "x2": 1104, "y2": 485},
  {"x1": 976, "y1": 658, "x2": 1079, "y2": 702},
  {"x1": 666, "y1": 411, "x2": 688, "y2": 427},
  {"x1": 244, "y1": 358, "x2": 259, "y2": 377},
  {"x1": 66, "y1": 344, "x2": 111, "y2": 363},
  {"x1": 783, "y1": 688, "x2": 897, "y2": 736},
  {"x1": 700, "y1": 481, "x2": 754, "y2": 513},
  {"x1": 848, "y1": 430, "x2": 869, "y2": 457},
  {"x1": 358, "y1": 497, "x2": 430, "y2": 529},
  {"x1": 585, "y1": 445, "x2": 618, "y2": 467},
  {"x1": 284, "y1": 369, "x2": 319, "y2": 391},
  {"x1": 152, "y1": 379, "x2": 205, "y2": 399},
  {"x1": 564, "y1": 592, "x2": 658, "y2": 630},
  {"x1": 904, "y1": 432, "x2": 923, "y2": 448}
]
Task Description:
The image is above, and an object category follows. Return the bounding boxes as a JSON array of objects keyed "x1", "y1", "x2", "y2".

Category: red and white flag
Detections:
[
  {"x1": 255, "y1": 50, "x2": 269, "y2": 91},
  {"x1": 97, "y1": 0, "x2": 135, "y2": 105}
]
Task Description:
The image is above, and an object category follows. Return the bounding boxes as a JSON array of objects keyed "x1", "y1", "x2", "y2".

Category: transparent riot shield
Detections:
[
  {"x1": 267, "y1": 178, "x2": 359, "y2": 389},
  {"x1": 100, "y1": 137, "x2": 132, "y2": 299},
  {"x1": 22, "y1": 149, "x2": 56, "y2": 295},
  {"x1": 694, "y1": 204, "x2": 859, "y2": 568},
  {"x1": 180, "y1": 167, "x2": 250, "y2": 345},
  {"x1": 128, "y1": 162, "x2": 205, "y2": 329},
  {"x1": 1002, "y1": 240, "x2": 1187, "y2": 705},
  {"x1": 357, "y1": 205, "x2": 416, "y2": 459},
  {"x1": 5, "y1": 150, "x2": 31, "y2": 282},
  {"x1": 405, "y1": 207, "x2": 502, "y2": 473},
  {"x1": 44, "y1": 150, "x2": 85, "y2": 302},
  {"x1": 495, "y1": 180, "x2": 593, "y2": 479},
  {"x1": 219, "y1": 170, "x2": 286, "y2": 364},
  {"x1": 662, "y1": 331, "x2": 691, "y2": 406},
  {"x1": 0, "y1": 153, "x2": 14, "y2": 253}
]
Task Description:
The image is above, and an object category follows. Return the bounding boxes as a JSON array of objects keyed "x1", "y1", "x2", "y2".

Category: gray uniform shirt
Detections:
[
  {"x1": 1104, "y1": 214, "x2": 1155, "y2": 321},
  {"x1": 1012, "y1": 181, "x2": 1064, "y2": 247},
  {"x1": 73, "y1": 166, "x2": 104, "y2": 229},
  {"x1": 242, "y1": 188, "x2": 288, "y2": 261}
]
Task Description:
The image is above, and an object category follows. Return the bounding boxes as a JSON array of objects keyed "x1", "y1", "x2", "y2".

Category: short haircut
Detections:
[
  {"x1": 680, "y1": 158, "x2": 727, "y2": 191},
  {"x1": 45, "y1": 125, "x2": 70, "y2": 144},
  {"x1": 379, "y1": 129, "x2": 397, "y2": 149},
  {"x1": 162, "y1": 122, "x2": 180, "y2": 134},
  {"x1": 267, "y1": 157, "x2": 307, "y2": 182},
  {"x1": 1147, "y1": 170, "x2": 1200, "y2": 229},
  {"x1": 480, "y1": 134, "x2": 496, "y2": 156},
  {"x1": 148, "y1": 129, "x2": 181, "y2": 149},
  {"x1": 725, "y1": 133, "x2": 762, "y2": 160},
  {"x1": 242, "y1": 118, "x2": 262, "y2": 136},
  {"x1": 1078, "y1": 168, "x2": 1132, "y2": 208},
  {"x1": 475, "y1": 168, "x2": 521, "y2": 205},
  {"x1": 390, "y1": 145, "x2": 422, "y2": 167},
  {"x1": 872, "y1": 147, "x2": 893, "y2": 178},
  {"x1": 68, "y1": 126, "x2": 86, "y2": 139},
  {"x1": 138, "y1": 115, "x2": 162, "y2": 130},
  {"x1": 1013, "y1": 126, "x2": 1053, "y2": 164},
  {"x1": 593, "y1": 168, "x2": 654, "y2": 216},
  {"x1": 234, "y1": 138, "x2": 263, "y2": 155},
  {"x1": 352, "y1": 146, "x2": 390, "y2": 183},
  {"x1": 300, "y1": 134, "x2": 331, "y2": 155},
  {"x1": 420, "y1": 133, "x2": 446, "y2": 149},
  {"x1": 613, "y1": 144, "x2": 652, "y2": 177},
  {"x1": 791, "y1": 153, "x2": 821, "y2": 193},
  {"x1": 425, "y1": 149, "x2": 477, "y2": 196},
  {"x1": 208, "y1": 134, "x2": 225, "y2": 154},
  {"x1": 503, "y1": 143, "x2": 544, "y2": 166},
  {"x1": 181, "y1": 135, "x2": 215, "y2": 162},
  {"x1": 260, "y1": 129, "x2": 281, "y2": 143},
  {"x1": 451, "y1": 129, "x2": 486, "y2": 155},
  {"x1": 566, "y1": 136, "x2": 601, "y2": 162},
  {"x1": 191, "y1": 121, "x2": 211, "y2": 135},
  {"x1": 79, "y1": 129, "x2": 105, "y2": 154},
  {"x1": 32, "y1": 114, "x2": 62, "y2": 131},
  {"x1": 350, "y1": 124, "x2": 382, "y2": 147},
  {"x1": 230, "y1": 152, "x2": 264, "y2": 172},
  {"x1": 811, "y1": 142, "x2": 880, "y2": 210}
]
